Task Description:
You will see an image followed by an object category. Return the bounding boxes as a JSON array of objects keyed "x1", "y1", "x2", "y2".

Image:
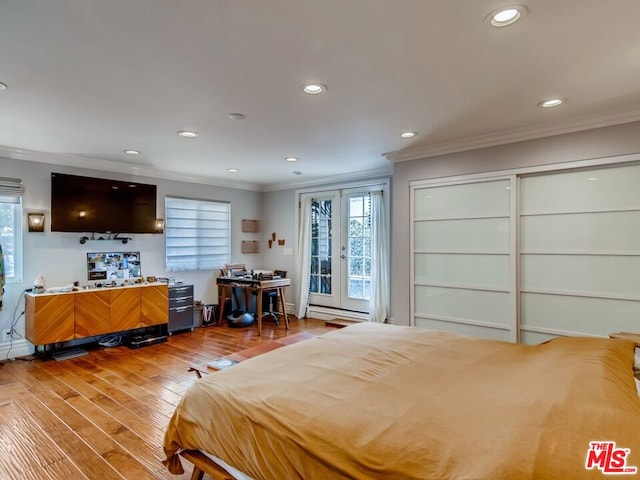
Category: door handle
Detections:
[{"x1": 340, "y1": 254, "x2": 346, "y2": 259}]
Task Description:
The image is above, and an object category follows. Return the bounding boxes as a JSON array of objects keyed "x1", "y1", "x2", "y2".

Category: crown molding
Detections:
[
  {"x1": 0, "y1": 146, "x2": 262, "y2": 191},
  {"x1": 260, "y1": 166, "x2": 393, "y2": 192},
  {"x1": 0, "y1": 145, "x2": 393, "y2": 192},
  {"x1": 384, "y1": 108, "x2": 640, "y2": 163}
]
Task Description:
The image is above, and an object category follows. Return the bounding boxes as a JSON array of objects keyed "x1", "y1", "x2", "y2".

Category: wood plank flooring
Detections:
[{"x1": 0, "y1": 317, "x2": 336, "y2": 480}]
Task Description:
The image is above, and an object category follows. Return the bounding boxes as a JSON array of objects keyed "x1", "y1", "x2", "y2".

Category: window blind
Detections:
[
  {"x1": 165, "y1": 196, "x2": 231, "y2": 272},
  {"x1": 0, "y1": 177, "x2": 23, "y2": 282},
  {"x1": 0, "y1": 177, "x2": 24, "y2": 202}
]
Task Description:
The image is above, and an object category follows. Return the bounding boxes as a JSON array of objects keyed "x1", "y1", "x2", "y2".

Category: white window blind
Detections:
[
  {"x1": 0, "y1": 177, "x2": 24, "y2": 283},
  {"x1": 0, "y1": 177, "x2": 24, "y2": 199},
  {"x1": 165, "y1": 196, "x2": 231, "y2": 272}
]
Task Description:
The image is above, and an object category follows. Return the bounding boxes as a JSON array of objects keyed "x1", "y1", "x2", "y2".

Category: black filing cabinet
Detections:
[{"x1": 168, "y1": 284, "x2": 194, "y2": 334}]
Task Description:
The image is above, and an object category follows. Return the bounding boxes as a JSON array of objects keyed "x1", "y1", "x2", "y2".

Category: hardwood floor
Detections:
[{"x1": 0, "y1": 317, "x2": 336, "y2": 480}]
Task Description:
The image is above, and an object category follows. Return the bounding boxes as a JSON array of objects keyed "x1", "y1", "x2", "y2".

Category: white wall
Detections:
[
  {"x1": 259, "y1": 188, "x2": 297, "y2": 290},
  {"x1": 0, "y1": 156, "x2": 262, "y2": 355},
  {"x1": 391, "y1": 120, "x2": 640, "y2": 326}
]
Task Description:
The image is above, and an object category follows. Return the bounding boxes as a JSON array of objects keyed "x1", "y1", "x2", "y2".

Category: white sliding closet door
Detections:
[
  {"x1": 411, "y1": 178, "x2": 515, "y2": 341},
  {"x1": 519, "y1": 163, "x2": 640, "y2": 343}
]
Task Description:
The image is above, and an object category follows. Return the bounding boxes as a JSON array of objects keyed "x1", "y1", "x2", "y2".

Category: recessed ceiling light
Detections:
[
  {"x1": 227, "y1": 168, "x2": 239, "y2": 173},
  {"x1": 228, "y1": 113, "x2": 246, "y2": 120},
  {"x1": 285, "y1": 157, "x2": 298, "y2": 162},
  {"x1": 302, "y1": 83, "x2": 327, "y2": 95},
  {"x1": 487, "y1": 6, "x2": 527, "y2": 27},
  {"x1": 293, "y1": 171, "x2": 302, "y2": 175},
  {"x1": 400, "y1": 131, "x2": 417, "y2": 138},
  {"x1": 0, "y1": 82, "x2": 7, "y2": 91},
  {"x1": 124, "y1": 149, "x2": 141, "y2": 155},
  {"x1": 178, "y1": 130, "x2": 199, "y2": 138},
  {"x1": 587, "y1": 177, "x2": 598, "y2": 181},
  {"x1": 538, "y1": 98, "x2": 564, "y2": 108}
]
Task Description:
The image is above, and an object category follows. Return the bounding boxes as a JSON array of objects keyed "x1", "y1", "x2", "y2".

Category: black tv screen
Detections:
[{"x1": 51, "y1": 173, "x2": 157, "y2": 233}]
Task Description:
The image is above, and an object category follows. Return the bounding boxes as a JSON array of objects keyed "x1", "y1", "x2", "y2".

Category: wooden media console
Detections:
[{"x1": 25, "y1": 283, "x2": 169, "y2": 347}]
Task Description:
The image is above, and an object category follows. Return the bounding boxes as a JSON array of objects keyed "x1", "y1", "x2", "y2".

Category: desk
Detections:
[{"x1": 216, "y1": 277, "x2": 290, "y2": 335}]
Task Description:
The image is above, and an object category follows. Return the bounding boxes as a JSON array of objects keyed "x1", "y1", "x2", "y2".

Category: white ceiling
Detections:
[{"x1": 2, "y1": 0, "x2": 640, "y2": 191}]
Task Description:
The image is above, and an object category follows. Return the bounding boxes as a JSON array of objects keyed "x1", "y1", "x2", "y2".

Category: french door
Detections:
[{"x1": 308, "y1": 188, "x2": 373, "y2": 312}]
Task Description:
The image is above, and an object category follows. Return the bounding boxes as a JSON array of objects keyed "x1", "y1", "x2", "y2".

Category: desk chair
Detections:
[{"x1": 253, "y1": 270, "x2": 287, "y2": 325}]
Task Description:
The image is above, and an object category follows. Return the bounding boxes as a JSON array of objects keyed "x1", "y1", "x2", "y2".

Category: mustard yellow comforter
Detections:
[{"x1": 163, "y1": 323, "x2": 640, "y2": 479}]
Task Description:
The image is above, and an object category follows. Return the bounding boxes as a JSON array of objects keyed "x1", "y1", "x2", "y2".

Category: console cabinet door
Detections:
[
  {"x1": 25, "y1": 294, "x2": 74, "y2": 345},
  {"x1": 75, "y1": 290, "x2": 111, "y2": 338},
  {"x1": 141, "y1": 285, "x2": 169, "y2": 326},
  {"x1": 110, "y1": 288, "x2": 141, "y2": 332}
]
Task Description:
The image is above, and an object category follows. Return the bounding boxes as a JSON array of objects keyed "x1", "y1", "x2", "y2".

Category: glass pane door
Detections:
[
  {"x1": 309, "y1": 195, "x2": 339, "y2": 307},
  {"x1": 341, "y1": 193, "x2": 371, "y2": 311},
  {"x1": 307, "y1": 190, "x2": 372, "y2": 312}
]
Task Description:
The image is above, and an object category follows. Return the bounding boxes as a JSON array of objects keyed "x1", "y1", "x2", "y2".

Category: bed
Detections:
[{"x1": 163, "y1": 323, "x2": 640, "y2": 479}]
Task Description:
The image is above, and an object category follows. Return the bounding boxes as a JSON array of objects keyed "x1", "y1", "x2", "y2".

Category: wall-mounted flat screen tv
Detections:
[
  {"x1": 51, "y1": 173, "x2": 157, "y2": 233},
  {"x1": 87, "y1": 251, "x2": 141, "y2": 281}
]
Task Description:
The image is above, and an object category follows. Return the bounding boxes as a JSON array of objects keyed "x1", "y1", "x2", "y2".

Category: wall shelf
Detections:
[
  {"x1": 241, "y1": 240, "x2": 260, "y2": 254},
  {"x1": 79, "y1": 233, "x2": 132, "y2": 244},
  {"x1": 241, "y1": 219, "x2": 260, "y2": 233}
]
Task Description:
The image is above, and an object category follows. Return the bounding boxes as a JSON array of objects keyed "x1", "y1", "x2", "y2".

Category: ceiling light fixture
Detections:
[
  {"x1": 302, "y1": 83, "x2": 327, "y2": 95},
  {"x1": 400, "y1": 131, "x2": 417, "y2": 138},
  {"x1": 487, "y1": 5, "x2": 527, "y2": 27},
  {"x1": 538, "y1": 98, "x2": 564, "y2": 108},
  {"x1": 178, "y1": 130, "x2": 199, "y2": 138},
  {"x1": 227, "y1": 168, "x2": 239, "y2": 173},
  {"x1": 0, "y1": 82, "x2": 7, "y2": 91},
  {"x1": 285, "y1": 157, "x2": 298, "y2": 162},
  {"x1": 124, "y1": 149, "x2": 141, "y2": 155},
  {"x1": 228, "y1": 113, "x2": 246, "y2": 120}
]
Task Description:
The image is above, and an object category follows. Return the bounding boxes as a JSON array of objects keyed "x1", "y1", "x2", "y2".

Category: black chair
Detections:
[{"x1": 255, "y1": 270, "x2": 287, "y2": 325}]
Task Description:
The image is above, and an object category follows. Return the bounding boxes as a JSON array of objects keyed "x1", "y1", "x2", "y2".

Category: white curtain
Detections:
[
  {"x1": 368, "y1": 190, "x2": 389, "y2": 322},
  {"x1": 296, "y1": 195, "x2": 313, "y2": 318}
]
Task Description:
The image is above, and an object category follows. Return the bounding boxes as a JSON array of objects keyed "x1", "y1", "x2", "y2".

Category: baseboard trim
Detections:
[
  {"x1": 0, "y1": 339, "x2": 34, "y2": 360},
  {"x1": 308, "y1": 306, "x2": 368, "y2": 322}
]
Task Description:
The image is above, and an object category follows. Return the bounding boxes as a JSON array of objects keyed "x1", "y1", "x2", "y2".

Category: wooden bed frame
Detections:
[{"x1": 180, "y1": 449, "x2": 237, "y2": 480}]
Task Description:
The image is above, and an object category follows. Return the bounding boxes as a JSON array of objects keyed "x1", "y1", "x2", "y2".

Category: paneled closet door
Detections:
[
  {"x1": 519, "y1": 163, "x2": 640, "y2": 344},
  {"x1": 411, "y1": 178, "x2": 515, "y2": 341}
]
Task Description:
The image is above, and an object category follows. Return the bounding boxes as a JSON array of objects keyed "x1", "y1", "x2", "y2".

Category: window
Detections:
[
  {"x1": 310, "y1": 198, "x2": 333, "y2": 295},
  {"x1": 346, "y1": 193, "x2": 372, "y2": 301},
  {"x1": 165, "y1": 196, "x2": 231, "y2": 272},
  {"x1": 0, "y1": 177, "x2": 24, "y2": 283}
]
